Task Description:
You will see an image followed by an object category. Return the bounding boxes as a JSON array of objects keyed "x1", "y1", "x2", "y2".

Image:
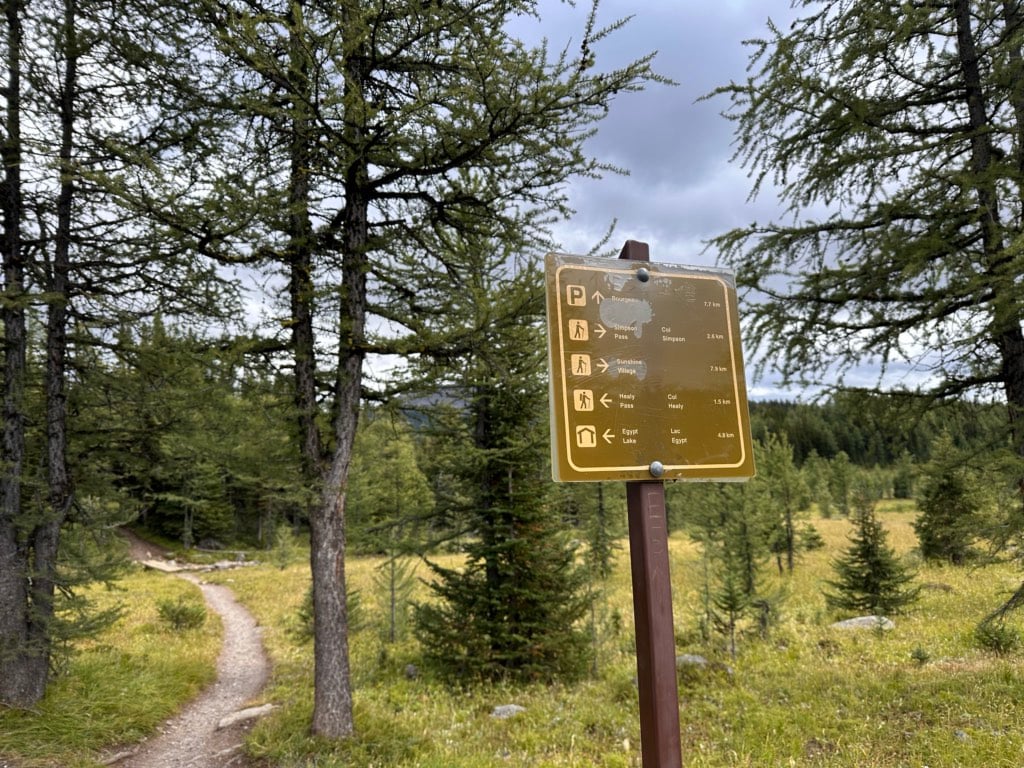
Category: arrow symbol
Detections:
[
  {"x1": 602, "y1": 429, "x2": 615, "y2": 444},
  {"x1": 594, "y1": 324, "x2": 607, "y2": 339},
  {"x1": 591, "y1": 290, "x2": 605, "y2": 304},
  {"x1": 596, "y1": 358, "x2": 609, "y2": 373},
  {"x1": 599, "y1": 393, "x2": 612, "y2": 408}
]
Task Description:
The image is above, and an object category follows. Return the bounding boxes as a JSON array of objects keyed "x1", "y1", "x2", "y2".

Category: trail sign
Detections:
[{"x1": 545, "y1": 252, "x2": 755, "y2": 482}]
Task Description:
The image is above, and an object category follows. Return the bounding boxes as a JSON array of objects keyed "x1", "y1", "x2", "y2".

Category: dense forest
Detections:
[
  {"x1": 748, "y1": 395, "x2": 1009, "y2": 468},
  {"x1": 41, "y1": 316, "x2": 1013, "y2": 551},
  {"x1": 9, "y1": 308, "x2": 1017, "y2": 572}
]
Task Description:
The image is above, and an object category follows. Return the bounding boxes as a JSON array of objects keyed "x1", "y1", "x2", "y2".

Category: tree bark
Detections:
[
  {"x1": 309, "y1": 221, "x2": 364, "y2": 738},
  {"x1": 309, "y1": 457, "x2": 355, "y2": 739},
  {"x1": 0, "y1": 0, "x2": 34, "y2": 708},
  {"x1": 287, "y1": 0, "x2": 322, "y2": 486},
  {"x1": 309, "y1": 10, "x2": 368, "y2": 732},
  {"x1": 997, "y1": 1, "x2": 1024, "y2": 457},
  {"x1": 954, "y1": 0, "x2": 1024, "y2": 457},
  {"x1": 27, "y1": 0, "x2": 80, "y2": 691}
]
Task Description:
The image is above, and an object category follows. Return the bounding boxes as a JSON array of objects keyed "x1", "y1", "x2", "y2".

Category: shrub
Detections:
[
  {"x1": 910, "y1": 646, "x2": 930, "y2": 665},
  {"x1": 156, "y1": 596, "x2": 207, "y2": 631},
  {"x1": 974, "y1": 621, "x2": 1020, "y2": 655}
]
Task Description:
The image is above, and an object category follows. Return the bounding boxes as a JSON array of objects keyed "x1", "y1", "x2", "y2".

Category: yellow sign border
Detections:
[{"x1": 546, "y1": 254, "x2": 755, "y2": 482}]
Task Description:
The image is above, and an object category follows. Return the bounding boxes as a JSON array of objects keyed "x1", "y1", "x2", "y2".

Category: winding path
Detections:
[{"x1": 108, "y1": 533, "x2": 271, "y2": 768}]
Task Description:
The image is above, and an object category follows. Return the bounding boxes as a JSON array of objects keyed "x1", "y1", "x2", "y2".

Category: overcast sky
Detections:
[
  {"x1": 520, "y1": 1, "x2": 805, "y2": 398},
  {"x1": 520, "y1": 0, "x2": 797, "y2": 265}
]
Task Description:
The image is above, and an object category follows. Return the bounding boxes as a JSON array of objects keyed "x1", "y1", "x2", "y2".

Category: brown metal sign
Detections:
[{"x1": 545, "y1": 252, "x2": 755, "y2": 482}]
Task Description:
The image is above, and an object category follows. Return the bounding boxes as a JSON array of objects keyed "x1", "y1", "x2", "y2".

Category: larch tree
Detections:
[
  {"x1": 0, "y1": 0, "x2": 233, "y2": 707},
  {"x1": 708, "y1": 0, "x2": 1024, "y2": 626},
  {"x1": 1, "y1": 0, "x2": 31, "y2": 706},
  {"x1": 180, "y1": 0, "x2": 667, "y2": 738},
  {"x1": 682, "y1": 482, "x2": 772, "y2": 656},
  {"x1": 707, "y1": 1, "x2": 1024, "y2": 445},
  {"x1": 758, "y1": 432, "x2": 810, "y2": 574}
]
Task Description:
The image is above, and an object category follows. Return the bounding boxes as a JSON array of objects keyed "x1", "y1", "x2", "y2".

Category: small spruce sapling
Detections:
[{"x1": 823, "y1": 488, "x2": 920, "y2": 616}]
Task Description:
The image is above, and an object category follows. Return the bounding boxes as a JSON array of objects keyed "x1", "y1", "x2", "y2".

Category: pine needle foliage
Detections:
[
  {"x1": 412, "y1": 262, "x2": 591, "y2": 684},
  {"x1": 824, "y1": 489, "x2": 920, "y2": 616},
  {"x1": 706, "y1": 1, "x2": 1024, "y2": 435},
  {"x1": 914, "y1": 433, "x2": 982, "y2": 565}
]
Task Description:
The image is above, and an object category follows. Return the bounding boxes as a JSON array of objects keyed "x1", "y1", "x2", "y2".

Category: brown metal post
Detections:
[{"x1": 620, "y1": 240, "x2": 683, "y2": 768}]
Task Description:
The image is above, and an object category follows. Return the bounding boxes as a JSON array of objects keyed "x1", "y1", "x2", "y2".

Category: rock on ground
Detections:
[
  {"x1": 491, "y1": 704, "x2": 527, "y2": 719},
  {"x1": 831, "y1": 615, "x2": 895, "y2": 631}
]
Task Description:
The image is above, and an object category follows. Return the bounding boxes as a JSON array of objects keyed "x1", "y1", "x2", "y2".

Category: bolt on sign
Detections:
[{"x1": 545, "y1": 252, "x2": 756, "y2": 482}]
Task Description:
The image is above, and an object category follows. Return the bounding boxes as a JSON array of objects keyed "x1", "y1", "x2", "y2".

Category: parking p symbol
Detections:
[{"x1": 566, "y1": 285, "x2": 586, "y2": 307}]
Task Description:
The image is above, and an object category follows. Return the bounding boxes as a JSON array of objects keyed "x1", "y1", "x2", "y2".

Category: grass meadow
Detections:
[
  {"x1": 0, "y1": 571, "x2": 221, "y2": 767},
  {"x1": 4, "y1": 501, "x2": 1024, "y2": 766}
]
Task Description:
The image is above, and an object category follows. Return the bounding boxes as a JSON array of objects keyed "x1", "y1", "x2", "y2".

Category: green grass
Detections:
[
  {"x1": 0, "y1": 569, "x2": 221, "y2": 768},
  {"x1": 5, "y1": 504, "x2": 1024, "y2": 766},
  {"x1": 218, "y1": 506, "x2": 1024, "y2": 767}
]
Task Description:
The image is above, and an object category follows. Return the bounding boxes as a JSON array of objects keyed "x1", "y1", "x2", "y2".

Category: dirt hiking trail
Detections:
[{"x1": 105, "y1": 530, "x2": 272, "y2": 768}]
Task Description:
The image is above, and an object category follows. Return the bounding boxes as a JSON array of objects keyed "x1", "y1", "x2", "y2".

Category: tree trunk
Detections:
[
  {"x1": 27, "y1": 0, "x2": 80, "y2": 689},
  {"x1": 309, "y1": 458, "x2": 355, "y2": 739},
  {"x1": 287, "y1": 1, "x2": 322, "y2": 486},
  {"x1": 954, "y1": 0, "x2": 1024, "y2": 458},
  {"x1": 998, "y1": 1, "x2": 1024, "y2": 459},
  {"x1": 310, "y1": 18, "x2": 369, "y2": 730},
  {"x1": 309, "y1": 273, "x2": 364, "y2": 738},
  {"x1": 279, "y1": 11, "x2": 351, "y2": 732},
  {"x1": 388, "y1": 555, "x2": 396, "y2": 644},
  {"x1": 475, "y1": 387, "x2": 501, "y2": 627},
  {"x1": 0, "y1": 0, "x2": 35, "y2": 708},
  {"x1": 785, "y1": 507, "x2": 795, "y2": 574},
  {"x1": 278, "y1": 5, "x2": 355, "y2": 734}
]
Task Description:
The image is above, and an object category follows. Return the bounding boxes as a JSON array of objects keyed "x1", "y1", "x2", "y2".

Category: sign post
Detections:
[{"x1": 544, "y1": 240, "x2": 756, "y2": 768}]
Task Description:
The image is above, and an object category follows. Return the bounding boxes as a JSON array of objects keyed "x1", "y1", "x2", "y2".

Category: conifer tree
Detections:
[
  {"x1": 347, "y1": 411, "x2": 433, "y2": 644},
  {"x1": 829, "y1": 452, "x2": 854, "y2": 517},
  {"x1": 759, "y1": 433, "x2": 810, "y2": 574},
  {"x1": 346, "y1": 411, "x2": 433, "y2": 556},
  {"x1": 893, "y1": 450, "x2": 917, "y2": 500},
  {"x1": 413, "y1": 257, "x2": 591, "y2": 683},
  {"x1": 684, "y1": 483, "x2": 773, "y2": 656},
  {"x1": 709, "y1": 1, "x2": 1024, "y2": 444},
  {"x1": 914, "y1": 433, "x2": 982, "y2": 565},
  {"x1": 824, "y1": 489, "x2": 920, "y2": 616},
  {"x1": 711, "y1": 487, "x2": 770, "y2": 657},
  {"x1": 710, "y1": 2, "x2": 1024, "y2": 625},
  {"x1": 586, "y1": 483, "x2": 622, "y2": 582},
  {"x1": 803, "y1": 450, "x2": 834, "y2": 519},
  {"x1": 0, "y1": 0, "x2": 227, "y2": 706},
  {"x1": 71, "y1": 320, "x2": 303, "y2": 547},
  {"x1": 553, "y1": 481, "x2": 623, "y2": 581}
]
